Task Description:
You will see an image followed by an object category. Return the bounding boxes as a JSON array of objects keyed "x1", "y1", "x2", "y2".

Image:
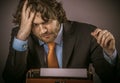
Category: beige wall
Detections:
[{"x1": 0, "y1": 0, "x2": 120, "y2": 83}]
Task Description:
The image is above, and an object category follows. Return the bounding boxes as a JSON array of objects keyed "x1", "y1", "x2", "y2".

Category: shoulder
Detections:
[
  {"x1": 64, "y1": 20, "x2": 97, "y2": 32},
  {"x1": 72, "y1": 20, "x2": 96, "y2": 29}
]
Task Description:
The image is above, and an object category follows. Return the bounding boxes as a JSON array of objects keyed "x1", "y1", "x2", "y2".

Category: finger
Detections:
[
  {"x1": 22, "y1": 0, "x2": 28, "y2": 16},
  {"x1": 26, "y1": 5, "x2": 32, "y2": 18},
  {"x1": 94, "y1": 28, "x2": 102, "y2": 36},
  {"x1": 97, "y1": 30, "x2": 108, "y2": 44},
  {"x1": 91, "y1": 28, "x2": 102, "y2": 39},
  {"x1": 29, "y1": 11, "x2": 36, "y2": 22},
  {"x1": 100, "y1": 32, "x2": 110, "y2": 47},
  {"x1": 104, "y1": 34, "x2": 115, "y2": 47}
]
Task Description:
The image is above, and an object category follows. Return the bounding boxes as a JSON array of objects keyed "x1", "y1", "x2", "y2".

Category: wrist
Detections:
[
  {"x1": 17, "y1": 30, "x2": 30, "y2": 41},
  {"x1": 104, "y1": 49, "x2": 115, "y2": 56}
]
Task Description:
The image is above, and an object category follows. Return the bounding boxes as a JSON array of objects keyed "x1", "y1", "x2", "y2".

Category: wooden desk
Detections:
[{"x1": 26, "y1": 78, "x2": 93, "y2": 83}]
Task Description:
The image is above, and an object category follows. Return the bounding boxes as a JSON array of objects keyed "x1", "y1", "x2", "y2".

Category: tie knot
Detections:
[{"x1": 47, "y1": 42, "x2": 55, "y2": 50}]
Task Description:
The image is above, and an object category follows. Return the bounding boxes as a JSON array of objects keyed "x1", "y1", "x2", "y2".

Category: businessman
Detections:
[{"x1": 3, "y1": 0, "x2": 119, "y2": 83}]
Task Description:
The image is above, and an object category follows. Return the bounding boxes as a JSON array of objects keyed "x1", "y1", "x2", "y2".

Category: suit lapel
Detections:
[{"x1": 62, "y1": 21, "x2": 76, "y2": 68}]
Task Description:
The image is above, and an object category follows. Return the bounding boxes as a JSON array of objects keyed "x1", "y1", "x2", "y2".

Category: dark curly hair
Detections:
[{"x1": 13, "y1": 0, "x2": 67, "y2": 25}]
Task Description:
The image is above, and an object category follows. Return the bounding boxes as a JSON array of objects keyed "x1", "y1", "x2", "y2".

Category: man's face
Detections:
[{"x1": 32, "y1": 13, "x2": 60, "y2": 43}]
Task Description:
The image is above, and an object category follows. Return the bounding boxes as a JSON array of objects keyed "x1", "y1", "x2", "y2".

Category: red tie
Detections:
[{"x1": 47, "y1": 42, "x2": 59, "y2": 68}]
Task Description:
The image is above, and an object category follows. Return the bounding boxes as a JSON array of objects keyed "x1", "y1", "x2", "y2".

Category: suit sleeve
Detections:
[{"x1": 2, "y1": 27, "x2": 28, "y2": 83}]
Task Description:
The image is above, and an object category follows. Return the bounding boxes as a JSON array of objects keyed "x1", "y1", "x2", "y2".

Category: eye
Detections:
[
  {"x1": 41, "y1": 21, "x2": 48, "y2": 25},
  {"x1": 33, "y1": 23, "x2": 39, "y2": 27}
]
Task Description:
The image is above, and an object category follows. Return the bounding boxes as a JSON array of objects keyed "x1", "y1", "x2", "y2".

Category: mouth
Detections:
[
  {"x1": 39, "y1": 33, "x2": 56, "y2": 43},
  {"x1": 41, "y1": 33, "x2": 52, "y2": 38}
]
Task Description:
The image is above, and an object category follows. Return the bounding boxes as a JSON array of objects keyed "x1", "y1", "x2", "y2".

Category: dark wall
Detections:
[
  {"x1": 0, "y1": 0, "x2": 19, "y2": 83},
  {"x1": 0, "y1": 0, "x2": 120, "y2": 83}
]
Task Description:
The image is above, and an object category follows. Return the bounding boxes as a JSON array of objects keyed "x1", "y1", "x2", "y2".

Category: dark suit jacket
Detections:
[{"x1": 3, "y1": 21, "x2": 119, "y2": 83}]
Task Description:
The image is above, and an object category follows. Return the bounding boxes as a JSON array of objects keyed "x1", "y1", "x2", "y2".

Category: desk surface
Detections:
[
  {"x1": 26, "y1": 68, "x2": 93, "y2": 83},
  {"x1": 26, "y1": 78, "x2": 93, "y2": 83}
]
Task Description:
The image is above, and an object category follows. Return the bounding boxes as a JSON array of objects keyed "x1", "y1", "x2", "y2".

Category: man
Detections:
[{"x1": 2, "y1": 0, "x2": 119, "y2": 83}]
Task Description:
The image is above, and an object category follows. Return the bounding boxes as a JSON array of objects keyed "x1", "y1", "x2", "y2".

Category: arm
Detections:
[
  {"x1": 91, "y1": 28, "x2": 117, "y2": 82},
  {"x1": 2, "y1": 27, "x2": 28, "y2": 83}
]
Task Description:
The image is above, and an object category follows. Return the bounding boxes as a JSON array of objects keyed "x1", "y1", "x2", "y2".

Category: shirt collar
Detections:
[{"x1": 39, "y1": 23, "x2": 63, "y2": 45}]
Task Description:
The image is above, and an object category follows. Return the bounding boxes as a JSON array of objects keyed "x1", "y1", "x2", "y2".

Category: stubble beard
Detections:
[
  {"x1": 41, "y1": 34, "x2": 57, "y2": 43},
  {"x1": 39, "y1": 22, "x2": 60, "y2": 43}
]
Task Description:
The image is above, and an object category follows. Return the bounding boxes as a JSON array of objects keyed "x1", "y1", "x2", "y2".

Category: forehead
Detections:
[{"x1": 36, "y1": 13, "x2": 41, "y2": 18}]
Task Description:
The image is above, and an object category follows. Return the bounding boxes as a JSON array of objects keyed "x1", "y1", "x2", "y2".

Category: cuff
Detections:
[
  {"x1": 12, "y1": 37, "x2": 28, "y2": 51},
  {"x1": 103, "y1": 49, "x2": 117, "y2": 65}
]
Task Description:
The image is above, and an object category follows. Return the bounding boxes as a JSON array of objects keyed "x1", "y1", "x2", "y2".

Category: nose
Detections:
[{"x1": 39, "y1": 24, "x2": 47, "y2": 34}]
